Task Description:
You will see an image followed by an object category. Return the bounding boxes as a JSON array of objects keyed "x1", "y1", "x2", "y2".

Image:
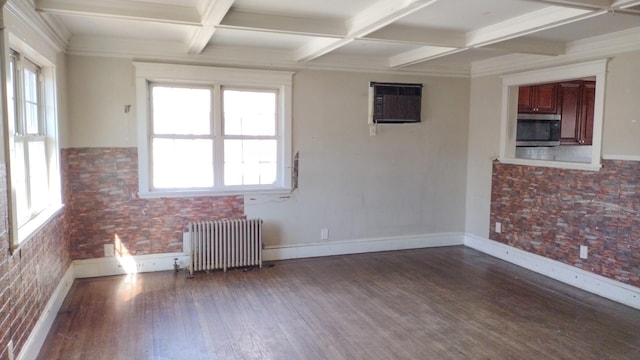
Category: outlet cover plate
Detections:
[{"x1": 580, "y1": 245, "x2": 588, "y2": 259}]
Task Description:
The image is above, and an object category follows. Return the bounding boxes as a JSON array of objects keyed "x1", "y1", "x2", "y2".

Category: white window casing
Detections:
[
  {"x1": 499, "y1": 59, "x2": 607, "y2": 171},
  {"x1": 134, "y1": 62, "x2": 294, "y2": 198},
  {"x1": 2, "y1": 39, "x2": 62, "y2": 248}
]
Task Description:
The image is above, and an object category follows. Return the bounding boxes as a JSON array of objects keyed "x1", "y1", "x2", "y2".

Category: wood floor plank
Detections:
[{"x1": 38, "y1": 247, "x2": 640, "y2": 359}]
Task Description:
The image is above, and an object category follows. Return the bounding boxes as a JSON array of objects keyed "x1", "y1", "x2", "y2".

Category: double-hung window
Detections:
[
  {"x1": 135, "y1": 63, "x2": 293, "y2": 197},
  {"x1": 5, "y1": 49, "x2": 61, "y2": 247}
]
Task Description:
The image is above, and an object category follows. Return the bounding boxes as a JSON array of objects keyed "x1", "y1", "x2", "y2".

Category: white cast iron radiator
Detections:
[{"x1": 188, "y1": 218, "x2": 263, "y2": 275}]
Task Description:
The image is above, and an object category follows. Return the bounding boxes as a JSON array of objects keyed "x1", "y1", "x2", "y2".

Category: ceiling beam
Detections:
[
  {"x1": 388, "y1": 46, "x2": 464, "y2": 67},
  {"x1": 526, "y1": 0, "x2": 611, "y2": 7},
  {"x1": 34, "y1": 0, "x2": 201, "y2": 25},
  {"x1": 188, "y1": 0, "x2": 235, "y2": 54},
  {"x1": 524, "y1": 0, "x2": 640, "y2": 14},
  {"x1": 389, "y1": 5, "x2": 592, "y2": 67},
  {"x1": 466, "y1": 6, "x2": 600, "y2": 48},
  {"x1": 295, "y1": 0, "x2": 440, "y2": 63},
  {"x1": 613, "y1": 0, "x2": 640, "y2": 6},
  {"x1": 612, "y1": 0, "x2": 640, "y2": 12}
]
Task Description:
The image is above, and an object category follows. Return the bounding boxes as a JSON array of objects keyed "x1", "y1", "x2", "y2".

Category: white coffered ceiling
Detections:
[{"x1": 33, "y1": 0, "x2": 640, "y2": 76}]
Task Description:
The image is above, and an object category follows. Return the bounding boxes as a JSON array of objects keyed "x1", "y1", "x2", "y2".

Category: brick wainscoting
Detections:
[
  {"x1": 62, "y1": 148, "x2": 244, "y2": 260},
  {"x1": 490, "y1": 160, "x2": 640, "y2": 287},
  {"x1": 0, "y1": 164, "x2": 70, "y2": 360}
]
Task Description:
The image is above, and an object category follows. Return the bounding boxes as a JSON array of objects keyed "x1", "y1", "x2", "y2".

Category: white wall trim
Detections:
[
  {"x1": 498, "y1": 59, "x2": 607, "y2": 170},
  {"x1": 464, "y1": 234, "x2": 640, "y2": 310},
  {"x1": 602, "y1": 154, "x2": 640, "y2": 162},
  {"x1": 263, "y1": 232, "x2": 465, "y2": 261},
  {"x1": 17, "y1": 264, "x2": 75, "y2": 360},
  {"x1": 19, "y1": 232, "x2": 640, "y2": 359},
  {"x1": 73, "y1": 252, "x2": 189, "y2": 278}
]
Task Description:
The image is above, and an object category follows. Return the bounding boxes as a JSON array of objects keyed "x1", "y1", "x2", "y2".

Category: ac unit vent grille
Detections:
[{"x1": 370, "y1": 82, "x2": 422, "y2": 123}]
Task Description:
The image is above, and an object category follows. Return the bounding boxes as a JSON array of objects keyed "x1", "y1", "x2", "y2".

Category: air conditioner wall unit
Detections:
[{"x1": 369, "y1": 82, "x2": 423, "y2": 124}]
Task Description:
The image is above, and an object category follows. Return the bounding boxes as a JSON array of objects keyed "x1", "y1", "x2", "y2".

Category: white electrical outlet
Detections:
[
  {"x1": 320, "y1": 228, "x2": 329, "y2": 240},
  {"x1": 8, "y1": 339, "x2": 14, "y2": 360},
  {"x1": 495, "y1": 222, "x2": 502, "y2": 233},
  {"x1": 580, "y1": 245, "x2": 588, "y2": 259},
  {"x1": 104, "y1": 244, "x2": 115, "y2": 257}
]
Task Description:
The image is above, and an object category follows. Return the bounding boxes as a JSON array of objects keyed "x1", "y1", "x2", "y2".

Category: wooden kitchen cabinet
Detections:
[
  {"x1": 558, "y1": 80, "x2": 595, "y2": 145},
  {"x1": 581, "y1": 82, "x2": 595, "y2": 145},
  {"x1": 518, "y1": 83, "x2": 558, "y2": 114}
]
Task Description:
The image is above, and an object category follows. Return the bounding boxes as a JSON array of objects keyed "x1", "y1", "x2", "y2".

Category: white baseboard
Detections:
[
  {"x1": 73, "y1": 252, "x2": 189, "y2": 278},
  {"x1": 21, "y1": 232, "x2": 638, "y2": 360},
  {"x1": 263, "y1": 232, "x2": 465, "y2": 261},
  {"x1": 464, "y1": 234, "x2": 640, "y2": 310},
  {"x1": 17, "y1": 265, "x2": 75, "y2": 360},
  {"x1": 602, "y1": 154, "x2": 640, "y2": 162}
]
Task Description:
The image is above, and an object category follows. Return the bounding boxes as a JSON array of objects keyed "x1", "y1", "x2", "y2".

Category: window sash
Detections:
[
  {"x1": 149, "y1": 82, "x2": 283, "y2": 191},
  {"x1": 9, "y1": 51, "x2": 50, "y2": 229},
  {"x1": 135, "y1": 62, "x2": 293, "y2": 197}
]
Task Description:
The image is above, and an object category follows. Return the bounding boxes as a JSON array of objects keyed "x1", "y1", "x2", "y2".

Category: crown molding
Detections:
[
  {"x1": 67, "y1": 35, "x2": 470, "y2": 77},
  {"x1": 471, "y1": 26, "x2": 640, "y2": 77},
  {"x1": 5, "y1": 0, "x2": 68, "y2": 53}
]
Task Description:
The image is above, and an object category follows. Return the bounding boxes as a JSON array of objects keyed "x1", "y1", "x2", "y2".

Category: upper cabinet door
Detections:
[
  {"x1": 580, "y1": 81, "x2": 596, "y2": 145},
  {"x1": 518, "y1": 83, "x2": 558, "y2": 114},
  {"x1": 558, "y1": 80, "x2": 595, "y2": 145},
  {"x1": 559, "y1": 81, "x2": 581, "y2": 145},
  {"x1": 517, "y1": 85, "x2": 534, "y2": 113}
]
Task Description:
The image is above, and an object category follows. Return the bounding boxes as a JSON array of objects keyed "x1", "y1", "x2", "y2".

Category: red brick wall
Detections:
[
  {"x1": 62, "y1": 147, "x2": 244, "y2": 260},
  {"x1": 490, "y1": 160, "x2": 640, "y2": 287},
  {"x1": 0, "y1": 163, "x2": 70, "y2": 360},
  {"x1": 0, "y1": 147, "x2": 245, "y2": 358}
]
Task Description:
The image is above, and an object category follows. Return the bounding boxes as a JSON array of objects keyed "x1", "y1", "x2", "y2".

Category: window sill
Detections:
[
  {"x1": 138, "y1": 187, "x2": 293, "y2": 199},
  {"x1": 16, "y1": 203, "x2": 65, "y2": 246},
  {"x1": 498, "y1": 157, "x2": 602, "y2": 171}
]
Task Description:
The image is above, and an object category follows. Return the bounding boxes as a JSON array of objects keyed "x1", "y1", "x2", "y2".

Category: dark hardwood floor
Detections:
[{"x1": 38, "y1": 246, "x2": 640, "y2": 359}]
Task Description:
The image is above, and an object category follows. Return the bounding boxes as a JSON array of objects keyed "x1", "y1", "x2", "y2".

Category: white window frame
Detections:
[
  {"x1": 134, "y1": 62, "x2": 294, "y2": 198},
  {"x1": 499, "y1": 59, "x2": 607, "y2": 171},
  {"x1": 2, "y1": 41, "x2": 62, "y2": 248}
]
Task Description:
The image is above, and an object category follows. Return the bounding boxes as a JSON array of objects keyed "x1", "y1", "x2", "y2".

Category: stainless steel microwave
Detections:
[{"x1": 516, "y1": 113, "x2": 561, "y2": 147}]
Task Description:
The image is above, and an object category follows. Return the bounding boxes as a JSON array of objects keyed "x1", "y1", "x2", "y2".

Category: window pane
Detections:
[
  {"x1": 224, "y1": 139, "x2": 277, "y2": 186},
  {"x1": 8, "y1": 56, "x2": 16, "y2": 129},
  {"x1": 13, "y1": 140, "x2": 28, "y2": 225},
  {"x1": 152, "y1": 138, "x2": 213, "y2": 188},
  {"x1": 259, "y1": 163, "x2": 277, "y2": 185},
  {"x1": 28, "y1": 140, "x2": 48, "y2": 212},
  {"x1": 152, "y1": 86, "x2": 211, "y2": 135},
  {"x1": 25, "y1": 103, "x2": 39, "y2": 135},
  {"x1": 224, "y1": 139, "x2": 242, "y2": 163},
  {"x1": 23, "y1": 68, "x2": 39, "y2": 134},
  {"x1": 223, "y1": 90, "x2": 276, "y2": 136},
  {"x1": 224, "y1": 163, "x2": 243, "y2": 186}
]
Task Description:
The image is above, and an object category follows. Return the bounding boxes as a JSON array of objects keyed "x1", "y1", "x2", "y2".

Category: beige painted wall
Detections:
[
  {"x1": 602, "y1": 51, "x2": 640, "y2": 157},
  {"x1": 465, "y1": 50, "x2": 640, "y2": 238},
  {"x1": 66, "y1": 56, "x2": 136, "y2": 148},
  {"x1": 65, "y1": 55, "x2": 470, "y2": 246},
  {"x1": 56, "y1": 52, "x2": 69, "y2": 148},
  {"x1": 245, "y1": 70, "x2": 470, "y2": 246},
  {"x1": 464, "y1": 75, "x2": 502, "y2": 237}
]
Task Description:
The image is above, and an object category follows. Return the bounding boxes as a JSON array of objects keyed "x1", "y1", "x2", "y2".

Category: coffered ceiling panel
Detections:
[{"x1": 33, "y1": 0, "x2": 640, "y2": 76}]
